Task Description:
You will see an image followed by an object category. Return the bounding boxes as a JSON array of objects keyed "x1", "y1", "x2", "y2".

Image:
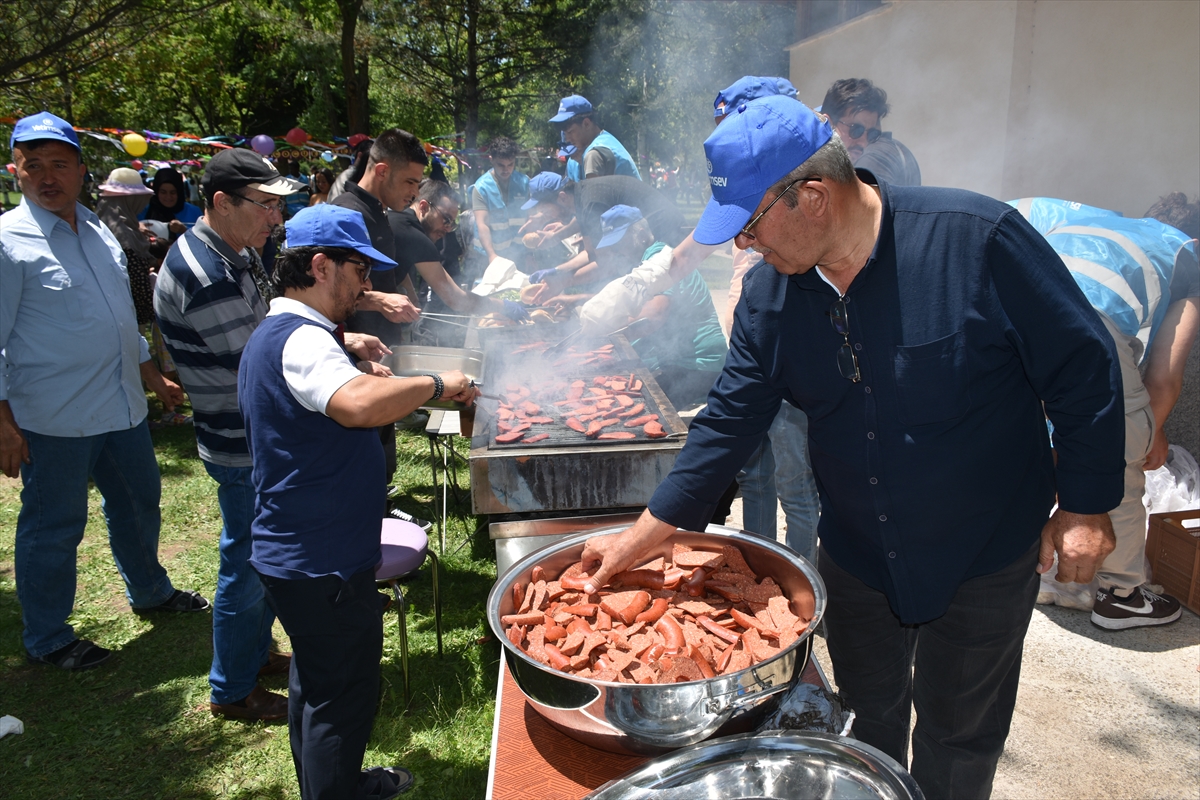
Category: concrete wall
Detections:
[{"x1": 787, "y1": 0, "x2": 1200, "y2": 218}]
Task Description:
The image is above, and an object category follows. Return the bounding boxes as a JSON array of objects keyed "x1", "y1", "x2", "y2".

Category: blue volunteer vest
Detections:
[
  {"x1": 472, "y1": 170, "x2": 530, "y2": 253},
  {"x1": 1010, "y1": 197, "x2": 1195, "y2": 350},
  {"x1": 584, "y1": 130, "x2": 642, "y2": 180},
  {"x1": 566, "y1": 158, "x2": 583, "y2": 183},
  {"x1": 238, "y1": 312, "x2": 385, "y2": 580}
]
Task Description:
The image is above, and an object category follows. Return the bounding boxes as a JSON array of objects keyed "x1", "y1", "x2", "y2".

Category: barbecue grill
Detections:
[{"x1": 468, "y1": 331, "x2": 688, "y2": 515}]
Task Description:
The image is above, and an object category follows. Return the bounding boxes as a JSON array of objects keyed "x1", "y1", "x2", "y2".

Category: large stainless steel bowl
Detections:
[
  {"x1": 487, "y1": 524, "x2": 826, "y2": 755},
  {"x1": 584, "y1": 731, "x2": 924, "y2": 800}
]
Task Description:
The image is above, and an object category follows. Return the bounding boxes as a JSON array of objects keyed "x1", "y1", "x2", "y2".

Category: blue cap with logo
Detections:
[
  {"x1": 549, "y1": 94, "x2": 594, "y2": 124},
  {"x1": 694, "y1": 95, "x2": 832, "y2": 246},
  {"x1": 10, "y1": 112, "x2": 81, "y2": 152},
  {"x1": 596, "y1": 204, "x2": 644, "y2": 249},
  {"x1": 521, "y1": 171, "x2": 568, "y2": 210},
  {"x1": 284, "y1": 204, "x2": 398, "y2": 270},
  {"x1": 713, "y1": 76, "x2": 798, "y2": 119}
]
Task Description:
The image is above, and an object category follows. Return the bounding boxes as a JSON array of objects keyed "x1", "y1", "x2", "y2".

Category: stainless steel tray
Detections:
[
  {"x1": 586, "y1": 730, "x2": 924, "y2": 800},
  {"x1": 382, "y1": 345, "x2": 483, "y2": 410}
]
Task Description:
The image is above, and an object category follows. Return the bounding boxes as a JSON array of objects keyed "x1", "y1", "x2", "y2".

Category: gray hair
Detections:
[{"x1": 768, "y1": 134, "x2": 856, "y2": 208}]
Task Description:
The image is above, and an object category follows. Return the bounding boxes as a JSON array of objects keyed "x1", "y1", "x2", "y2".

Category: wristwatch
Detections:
[{"x1": 427, "y1": 373, "x2": 444, "y2": 401}]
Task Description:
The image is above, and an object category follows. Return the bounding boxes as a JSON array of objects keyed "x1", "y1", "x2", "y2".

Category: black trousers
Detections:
[
  {"x1": 819, "y1": 541, "x2": 1040, "y2": 800},
  {"x1": 259, "y1": 568, "x2": 383, "y2": 800}
]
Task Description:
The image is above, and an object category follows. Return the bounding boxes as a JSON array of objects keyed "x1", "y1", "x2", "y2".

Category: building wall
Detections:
[
  {"x1": 787, "y1": 0, "x2": 1200, "y2": 218},
  {"x1": 788, "y1": 0, "x2": 1200, "y2": 459}
]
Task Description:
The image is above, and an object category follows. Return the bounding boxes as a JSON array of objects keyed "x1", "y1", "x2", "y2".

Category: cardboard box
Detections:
[{"x1": 1146, "y1": 508, "x2": 1200, "y2": 615}]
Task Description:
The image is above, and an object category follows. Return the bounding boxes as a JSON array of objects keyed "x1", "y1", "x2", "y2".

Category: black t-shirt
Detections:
[
  {"x1": 1169, "y1": 245, "x2": 1200, "y2": 302},
  {"x1": 331, "y1": 181, "x2": 403, "y2": 342},
  {"x1": 575, "y1": 176, "x2": 688, "y2": 248},
  {"x1": 387, "y1": 208, "x2": 440, "y2": 280}
]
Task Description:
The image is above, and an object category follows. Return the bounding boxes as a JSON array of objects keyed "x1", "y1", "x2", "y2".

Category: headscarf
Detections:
[
  {"x1": 96, "y1": 194, "x2": 153, "y2": 260},
  {"x1": 144, "y1": 167, "x2": 187, "y2": 222}
]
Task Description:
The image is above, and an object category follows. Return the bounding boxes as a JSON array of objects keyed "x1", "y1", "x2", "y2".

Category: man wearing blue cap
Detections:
[
  {"x1": 580, "y1": 95, "x2": 1124, "y2": 799},
  {"x1": 713, "y1": 75, "x2": 820, "y2": 562},
  {"x1": 239, "y1": 203, "x2": 474, "y2": 800},
  {"x1": 550, "y1": 94, "x2": 641, "y2": 181},
  {"x1": 2, "y1": 112, "x2": 206, "y2": 672}
]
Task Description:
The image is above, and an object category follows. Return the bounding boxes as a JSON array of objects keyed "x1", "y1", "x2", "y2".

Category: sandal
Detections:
[
  {"x1": 140, "y1": 589, "x2": 211, "y2": 613},
  {"x1": 360, "y1": 766, "x2": 414, "y2": 798},
  {"x1": 27, "y1": 639, "x2": 112, "y2": 671}
]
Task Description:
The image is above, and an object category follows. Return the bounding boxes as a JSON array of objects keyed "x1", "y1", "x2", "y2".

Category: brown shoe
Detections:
[
  {"x1": 210, "y1": 685, "x2": 288, "y2": 722},
  {"x1": 258, "y1": 651, "x2": 292, "y2": 677}
]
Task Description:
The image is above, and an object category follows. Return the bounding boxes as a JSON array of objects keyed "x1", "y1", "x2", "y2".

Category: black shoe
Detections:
[
  {"x1": 388, "y1": 507, "x2": 433, "y2": 532},
  {"x1": 27, "y1": 639, "x2": 112, "y2": 671},
  {"x1": 1091, "y1": 585, "x2": 1182, "y2": 630}
]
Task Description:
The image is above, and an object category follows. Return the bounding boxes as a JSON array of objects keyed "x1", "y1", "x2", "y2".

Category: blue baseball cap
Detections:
[
  {"x1": 713, "y1": 76, "x2": 798, "y2": 119},
  {"x1": 596, "y1": 204, "x2": 644, "y2": 249},
  {"x1": 549, "y1": 94, "x2": 594, "y2": 124},
  {"x1": 694, "y1": 95, "x2": 833, "y2": 246},
  {"x1": 521, "y1": 171, "x2": 567, "y2": 210},
  {"x1": 10, "y1": 112, "x2": 80, "y2": 152},
  {"x1": 284, "y1": 204, "x2": 398, "y2": 270}
]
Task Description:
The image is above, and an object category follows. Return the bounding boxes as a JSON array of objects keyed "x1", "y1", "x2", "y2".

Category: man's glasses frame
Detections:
[
  {"x1": 836, "y1": 120, "x2": 882, "y2": 144},
  {"x1": 827, "y1": 297, "x2": 861, "y2": 383},
  {"x1": 230, "y1": 193, "x2": 285, "y2": 215},
  {"x1": 340, "y1": 256, "x2": 372, "y2": 283},
  {"x1": 435, "y1": 205, "x2": 459, "y2": 231},
  {"x1": 739, "y1": 176, "x2": 821, "y2": 241}
]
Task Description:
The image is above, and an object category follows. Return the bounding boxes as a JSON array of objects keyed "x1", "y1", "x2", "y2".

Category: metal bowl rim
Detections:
[{"x1": 487, "y1": 524, "x2": 827, "y2": 688}]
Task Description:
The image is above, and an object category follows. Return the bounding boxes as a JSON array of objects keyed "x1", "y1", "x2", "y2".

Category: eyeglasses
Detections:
[
  {"x1": 435, "y1": 206, "x2": 459, "y2": 231},
  {"x1": 341, "y1": 256, "x2": 372, "y2": 283},
  {"x1": 827, "y1": 297, "x2": 861, "y2": 382},
  {"x1": 739, "y1": 176, "x2": 820, "y2": 241},
  {"x1": 230, "y1": 193, "x2": 285, "y2": 215},
  {"x1": 836, "y1": 121, "x2": 882, "y2": 144}
]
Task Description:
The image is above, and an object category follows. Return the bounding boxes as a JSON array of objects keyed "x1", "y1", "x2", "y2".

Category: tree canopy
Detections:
[{"x1": 1, "y1": 0, "x2": 796, "y2": 170}]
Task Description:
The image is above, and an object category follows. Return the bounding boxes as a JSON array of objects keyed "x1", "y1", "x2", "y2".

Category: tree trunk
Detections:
[
  {"x1": 338, "y1": 0, "x2": 370, "y2": 135},
  {"x1": 464, "y1": 0, "x2": 479, "y2": 149}
]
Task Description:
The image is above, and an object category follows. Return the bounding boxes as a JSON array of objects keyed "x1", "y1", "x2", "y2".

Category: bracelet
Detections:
[{"x1": 428, "y1": 373, "x2": 444, "y2": 401}]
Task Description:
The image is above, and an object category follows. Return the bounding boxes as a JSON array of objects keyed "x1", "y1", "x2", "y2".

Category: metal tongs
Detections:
[
  {"x1": 415, "y1": 312, "x2": 474, "y2": 328},
  {"x1": 543, "y1": 317, "x2": 653, "y2": 355}
]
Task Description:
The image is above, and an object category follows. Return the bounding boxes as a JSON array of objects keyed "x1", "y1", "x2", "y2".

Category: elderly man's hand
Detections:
[
  {"x1": 580, "y1": 509, "x2": 677, "y2": 593},
  {"x1": 344, "y1": 332, "x2": 392, "y2": 363},
  {"x1": 1037, "y1": 509, "x2": 1116, "y2": 584},
  {"x1": 529, "y1": 271, "x2": 571, "y2": 305},
  {"x1": 0, "y1": 402, "x2": 30, "y2": 479}
]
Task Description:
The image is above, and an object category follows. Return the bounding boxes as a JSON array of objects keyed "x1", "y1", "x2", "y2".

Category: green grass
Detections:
[{"x1": 0, "y1": 413, "x2": 500, "y2": 799}]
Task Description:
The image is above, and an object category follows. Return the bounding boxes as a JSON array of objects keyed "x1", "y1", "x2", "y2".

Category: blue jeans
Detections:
[
  {"x1": 819, "y1": 541, "x2": 1040, "y2": 800},
  {"x1": 203, "y1": 461, "x2": 276, "y2": 704},
  {"x1": 15, "y1": 421, "x2": 174, "y2": 657},
  {"x1": 738, "y1": 402, "x2": 820, "y2": 561}
]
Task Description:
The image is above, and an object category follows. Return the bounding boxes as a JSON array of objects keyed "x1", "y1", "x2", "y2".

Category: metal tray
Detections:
[
  {"x1": 586, "y1": 731, "x2": 923, "y2": 799},
  {"x1": 381, "y1": 345, "x2": 483, "y2": 410}
]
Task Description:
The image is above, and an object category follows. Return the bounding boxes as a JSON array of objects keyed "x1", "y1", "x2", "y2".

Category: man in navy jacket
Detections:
[{"x1": 581, "y1": 96, "x2": 1124, "y2": 799}]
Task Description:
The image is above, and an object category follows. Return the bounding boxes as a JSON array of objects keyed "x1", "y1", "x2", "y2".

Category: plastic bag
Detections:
[
  {"x1": 1144, "y1": 445, "x2": 1200, "y2": 515},
  {"x1": 756, "y1": 682, "x2": 855, "y2": 736}
]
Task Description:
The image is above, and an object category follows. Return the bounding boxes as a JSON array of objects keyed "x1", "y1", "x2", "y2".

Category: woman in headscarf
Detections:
[{"x1": 139, "y1": 166, "x2": 202, "y2": 237}]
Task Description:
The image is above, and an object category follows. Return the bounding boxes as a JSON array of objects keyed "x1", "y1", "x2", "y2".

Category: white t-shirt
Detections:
[{"x1": 266, "y1": 297, "x2": 363, "y2": 414}]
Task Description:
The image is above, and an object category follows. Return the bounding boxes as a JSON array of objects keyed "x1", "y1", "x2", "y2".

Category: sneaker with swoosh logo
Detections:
[{"x1": 1091, "y1": 585, "x2": 1182, "y2": 630}]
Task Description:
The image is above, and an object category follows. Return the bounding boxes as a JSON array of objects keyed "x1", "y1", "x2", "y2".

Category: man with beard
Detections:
[{"x1": 238, "y1": 203, "x2": 475, "y2": 799}]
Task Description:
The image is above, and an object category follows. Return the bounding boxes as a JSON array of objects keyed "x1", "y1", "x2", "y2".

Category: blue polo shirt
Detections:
[{"x1": 648, "y1": 176, "x2": 1124, "y2": 624}]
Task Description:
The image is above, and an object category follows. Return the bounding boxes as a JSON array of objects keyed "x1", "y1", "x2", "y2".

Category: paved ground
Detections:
[{"x1": 727, "y1": 497, "x2": 1200, "y2": 800}]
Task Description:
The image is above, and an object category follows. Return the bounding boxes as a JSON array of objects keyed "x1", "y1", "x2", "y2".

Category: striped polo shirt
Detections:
[{"x1": 153, "y1": 219, "x2": 267, "y2": 466}]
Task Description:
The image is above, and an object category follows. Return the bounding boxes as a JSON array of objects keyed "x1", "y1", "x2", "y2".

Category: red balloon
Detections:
[
  {"x1": 131, "y1": 159, "x2": 143, "y2": 170},
  {"x1": 5, "y1": 163, "x2": 15, "y2": 174},
  {"x1": 285, "y1": 127, "x2": 308, "y2": 146}
]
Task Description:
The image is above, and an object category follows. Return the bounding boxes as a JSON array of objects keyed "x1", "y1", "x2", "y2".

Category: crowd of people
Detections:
[{"x1": 1, "y1": 68, "x2": 1196, "y2": 800}]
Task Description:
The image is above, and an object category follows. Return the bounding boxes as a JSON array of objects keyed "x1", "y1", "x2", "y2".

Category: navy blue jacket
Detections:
[{"x1": 648, "y1": 179, "x2": 1124, "y2": 623}]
